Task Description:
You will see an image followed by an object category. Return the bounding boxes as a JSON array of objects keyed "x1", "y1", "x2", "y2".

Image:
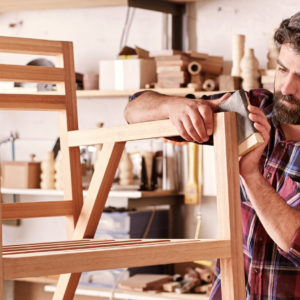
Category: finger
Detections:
[
  {"x1": 198, "y1": 105, "x2": 214, "y2": 136},
  {"x1": 248, "y1": 105, "x2": 271, "y2": 130},
  {"x1": 248, "y1": 112, "x2": 271, "y2": 132},
  {"x1": 207, "y1": 93, "x2": 231, "y2": 110},
  {"x1": 182, "y1": 115, "x2": 206, "y2": 143},
  {"x1": 171, "y1": 119, "x2": 194, "y2": 142},
  {"x1": 253, "y1": 122, "x2": 270, "y2": 144},
  {"x1": 182, "y1": 106, "x2": 210, "y2": 141}
]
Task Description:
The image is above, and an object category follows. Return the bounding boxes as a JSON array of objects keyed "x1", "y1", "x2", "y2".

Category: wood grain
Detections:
[
  {"x1": 213, "y1": 112, "x2": 246, "y2": 300},
  {"x1": 0, "y1": 94, "x2": 66, "y2": 110},
  {"x1": 0, "y1": 36, "x2": 63, "y2": 55},
  {"x1": 0, "y1": 64, "x2": 64, "y2": 83},
  {"x1": 2, "y1": 201, "x2": 73, "y2": 219},
  {"x1": 3, "y1": 239, "x2": 231, "y2": 279}
]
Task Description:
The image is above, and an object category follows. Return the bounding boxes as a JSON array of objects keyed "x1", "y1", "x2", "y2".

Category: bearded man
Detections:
[{"x1": 124, "y1": 12, "x2": 300, "y2": 299}]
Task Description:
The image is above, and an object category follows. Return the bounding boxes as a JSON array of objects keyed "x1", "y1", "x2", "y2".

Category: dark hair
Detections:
[{"x1": 274, "y1": 12, "x2": 300, "y2": 53}]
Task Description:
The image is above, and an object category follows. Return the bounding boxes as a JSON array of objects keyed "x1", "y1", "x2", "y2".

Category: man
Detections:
[{"x1": 124, "y1": 12, "x2": 300, "y2": 299}]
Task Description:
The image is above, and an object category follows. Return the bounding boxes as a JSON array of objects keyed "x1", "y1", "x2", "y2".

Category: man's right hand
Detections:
[{"x1": 167, "y1": 93, "x2": 231, "y2": 143}]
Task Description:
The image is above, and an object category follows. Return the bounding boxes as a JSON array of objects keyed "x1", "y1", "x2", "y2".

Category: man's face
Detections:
[{"x1": 273, "y1": 43, "x2": 300, "y2": 125}]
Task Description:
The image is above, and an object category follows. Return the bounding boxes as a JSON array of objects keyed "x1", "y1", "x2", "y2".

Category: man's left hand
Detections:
[{"x1": 239, "y1": 105, "x2": 271, "y2": 181}]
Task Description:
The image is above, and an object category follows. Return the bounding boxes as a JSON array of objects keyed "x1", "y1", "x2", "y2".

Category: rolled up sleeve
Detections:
[{"x1": 278, "y1": 226, "x2": 300, "y2": 267}]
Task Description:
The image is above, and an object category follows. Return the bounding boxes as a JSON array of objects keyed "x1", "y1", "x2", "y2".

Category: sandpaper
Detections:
[{"x1": 219, "y1": 90, "x2": 256, "y2": 144}]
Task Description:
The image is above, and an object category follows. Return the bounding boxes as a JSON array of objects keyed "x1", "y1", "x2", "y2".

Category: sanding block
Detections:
[{"x1": 219, "y1": 90, "x2": 264, "y2": 156}]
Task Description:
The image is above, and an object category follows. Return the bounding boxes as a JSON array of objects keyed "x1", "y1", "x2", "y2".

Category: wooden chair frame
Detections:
[{"x1": 0, "y1": 36, "x2": 250, "y2": 300}]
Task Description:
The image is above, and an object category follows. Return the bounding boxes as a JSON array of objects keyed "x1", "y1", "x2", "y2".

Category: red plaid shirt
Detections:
[
  {"x1": 130, "y1": 89, "x2": 300, "y2": 298},
  {"x1": 210, "y1": 89, "x2": 300, "y2": 299}
]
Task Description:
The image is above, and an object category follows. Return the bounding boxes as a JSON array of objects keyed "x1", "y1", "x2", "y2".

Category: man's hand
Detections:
[
  {"x1": 239, "y1": 105, "x2": 271, "y2": 180},
  {"x1": 167, "y1": 93, "x2": 231, "y2": 143}
]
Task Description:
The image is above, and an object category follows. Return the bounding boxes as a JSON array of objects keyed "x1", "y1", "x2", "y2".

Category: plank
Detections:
[
  {"x1": 0, "y1": 36, "x2": 63, "y2": 55},
  {"x1": 0, "y1": 1, "x2": 197, "y2": 13},
  {"x1": 57, "y1": 42, "x2": 83, "y2": 233},
  {"x1": 0, "y1": 64, "x2": 64, "y2": 83},
  {"x1": 0, "y1": 0, "x2": 129, "y2": 12},
  {"x1": 3, "y1": 239, "x2": 231, "y2": 279},
  {"x1": 68, "y1": 117, "x2": 263, "y2": 156},
  {"x1": 2, "y1": 201, "x2": 73, "y2": 219},
  {"x1": 68, "y1": 120, "x2": 179, "y2": 146},
  {"x1": 4, "y1": 239, "x2": 169, "y2": 255},
  {"x1": 213, "y1": 112, "x2": 246, "y2": 300},
  {"x1": 0, "y1": 94, "x2": 66, "y2": 110}
]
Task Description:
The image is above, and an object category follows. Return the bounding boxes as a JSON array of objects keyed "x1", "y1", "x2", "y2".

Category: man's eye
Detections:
[{"x1": 278, "y1": 67, "x2": 286, "y2": 72}]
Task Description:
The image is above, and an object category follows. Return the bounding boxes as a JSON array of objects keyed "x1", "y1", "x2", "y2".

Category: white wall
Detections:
[{"x1": 187, "y1": 0, "x2": 299, "y2": 69}]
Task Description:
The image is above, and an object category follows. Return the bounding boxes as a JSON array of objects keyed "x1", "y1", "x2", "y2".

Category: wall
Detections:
[{"x1": 187, "y1": 0, "x2": 299, "y2": 69}]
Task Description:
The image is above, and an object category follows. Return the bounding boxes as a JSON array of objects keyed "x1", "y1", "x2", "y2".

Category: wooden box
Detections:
[{"x1": 1, "y1": 161, "x2": 41, "y2": 188}]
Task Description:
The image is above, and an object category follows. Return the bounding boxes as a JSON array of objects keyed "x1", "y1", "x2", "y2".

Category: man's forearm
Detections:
[
  {"x1": 242, "y1": 172, "x2": 300, "y2": 251},
  {"x1": 124, "y1": 91, "x2": 181, "y2": 124}
]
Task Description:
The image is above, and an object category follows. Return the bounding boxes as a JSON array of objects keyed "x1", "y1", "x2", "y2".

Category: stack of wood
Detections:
[
  {"x1": 152, "y1": 50, "x2": 190, "y2": 88},
  {"x1": 150, "y1": 50, "x2": 224, "y2": 91},
  {"x1": 261, "y1": 69, "x2": 275, "y2": 92},
  {"x1": 162, "y1": 266, "x2": 214, "y2": 295},
  {"x1": 118, "y1": 265, "x2": 214, "y2": 296}
]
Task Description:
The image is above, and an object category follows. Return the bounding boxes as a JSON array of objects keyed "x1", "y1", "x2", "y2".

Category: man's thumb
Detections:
[{"x1": 208, "y1": 93, "x2": 231, "y2": 110}]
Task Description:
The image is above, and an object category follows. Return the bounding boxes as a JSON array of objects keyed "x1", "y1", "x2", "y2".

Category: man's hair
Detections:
[{"x1": 274, "y1": 12, "x2": 300, "y2": 53}]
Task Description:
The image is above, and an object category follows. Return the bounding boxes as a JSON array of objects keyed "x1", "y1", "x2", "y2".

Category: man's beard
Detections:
[{"x1": 272, "y1": 91, "x2": 300, "y2": 125}]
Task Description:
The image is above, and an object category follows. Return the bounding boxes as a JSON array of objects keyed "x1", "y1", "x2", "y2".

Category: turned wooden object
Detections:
[
  {"x1": 40, "y1": 151, "x2": 55, "y2": 190},
  {"x1": 187, "y1": 61, "x2": 203, "y2": 90},
  {"x1": 118, "y1": 151, "x2": 134, "y2": 186},
  {"x1": 231, "y1": 34, "x2": 245, "y2": 77},
  {"x1": 240, "y1": 48, "x2": 260, "y2": 91}
]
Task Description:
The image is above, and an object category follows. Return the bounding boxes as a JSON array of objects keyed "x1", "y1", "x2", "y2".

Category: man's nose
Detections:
[{"x1": 281, "y1": 73, "x2": 297, "y2": 95}]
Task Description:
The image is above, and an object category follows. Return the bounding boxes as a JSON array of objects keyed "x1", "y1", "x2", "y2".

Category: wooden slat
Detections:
[
  {"x1": 4, "y1": 239, "x2": 170, "y2": 255},
  {"x1": 58, "y1": 42, "x2": 83, "y2": 233},
  {"x1": 0, "y1": 94, "x2": 66, "y2": 110},
  {"x1": 3, "y1": 239, "x2": 231, "y2": 279},
  {"x1": 68, "y1": 120, "x2": 179, "y2": 146},
  {"x1": 213, "y1": 112, "x2": 246, "y2": 300},
  {"x1": 68, "y1": 117, "x2": 263, "y2": 157},
  {"x1": 4, "y1": 239, "x2": 113, "y2": 251},
  {"x1": 2, "y1": 201, "x2": 73, "y2": 219},
  {"x1": 0, "y1": 36, "x2": 63, "y2": 55},
  {"x1": 0, "y1": 0, "x2": 198, "y2": 13},
  {"x1": 0, "y1": 64, "x2": 65, "y2": 83},
  {"x1": 0, "y1": 0, "x2": 129, "y2": 12}
]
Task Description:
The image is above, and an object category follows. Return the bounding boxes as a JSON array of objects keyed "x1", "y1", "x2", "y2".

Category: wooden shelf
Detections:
[
  {"x1": 76, "y1": 88, "x2": 196, "y2": 98},
  {"x1": 46, "y1": 284, "x2": 209, "y2": 299},
  {"x1": 2, "y1": 87, "x2": 222, "y2": 99},
  {"x1": 77, "y1": 89, "x2": 224, "y2": 99},
  {"x1": 0, "y1": 0, "x2": 199, "y2": 13},
  {"x1": 1, "y1": 187, "x2": 178, "y2": 199},
  {"x1": 17, "y1": 277, "x2": 209, "y2": 300}
]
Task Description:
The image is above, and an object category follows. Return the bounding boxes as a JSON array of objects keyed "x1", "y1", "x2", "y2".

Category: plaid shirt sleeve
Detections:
[{"x1": 277, "y1": 226, "x2": 300, "y2": 267}]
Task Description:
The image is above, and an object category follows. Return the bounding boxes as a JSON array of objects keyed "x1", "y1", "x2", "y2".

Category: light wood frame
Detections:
[{"x1": 0, "y1": 36, "x2": 250, "y2": 300}]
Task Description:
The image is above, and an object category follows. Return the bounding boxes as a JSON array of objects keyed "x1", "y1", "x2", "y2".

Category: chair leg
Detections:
[
  {"x1": 53, "y1": 142, "x2": 125, "y2": 299},
  {"x1": 213, "y1": 113, "x2": 246, "y2": 300}
]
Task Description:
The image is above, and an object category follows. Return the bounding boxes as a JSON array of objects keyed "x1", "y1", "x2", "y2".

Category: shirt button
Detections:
[
  {"x1": 266, "y1": 172, "x2": 272, "y2": 179},
  {"x1": 280, "y1": 142, "x2": 285, "y2": 148},
  {"x1": 254, "y1": 268, "x2": 259, "y2": 274}
]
